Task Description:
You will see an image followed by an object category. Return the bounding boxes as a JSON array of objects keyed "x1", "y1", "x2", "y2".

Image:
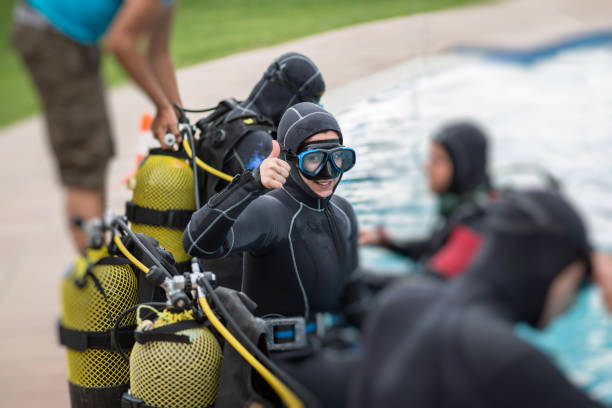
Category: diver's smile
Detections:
[
  {"x1": 315, "y1": 179, "x2": 333, "y2": 187},
  {"x1": 304, "y1": 176, "x2": 340, "y2": 197}
]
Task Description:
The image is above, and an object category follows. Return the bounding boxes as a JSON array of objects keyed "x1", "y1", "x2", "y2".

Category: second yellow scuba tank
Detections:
[
  {"x1": 127, "y1": 150, "x2": 195, "y2": 272},
  {"x1": 122, "y1": 309, "x2": 223, "y2": 408},
  {"x1": 59, "y1": 246, "x2": 138, "y2": 408}
]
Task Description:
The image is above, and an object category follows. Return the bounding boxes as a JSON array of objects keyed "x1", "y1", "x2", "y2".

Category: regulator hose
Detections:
[{"x1": 182, "y1": 139, "x2": 234, "y2": 182}]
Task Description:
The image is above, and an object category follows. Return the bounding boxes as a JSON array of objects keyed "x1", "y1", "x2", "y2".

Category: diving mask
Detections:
[{"x1": 287, "y1": 141, "x2": 356, "y2": 180}]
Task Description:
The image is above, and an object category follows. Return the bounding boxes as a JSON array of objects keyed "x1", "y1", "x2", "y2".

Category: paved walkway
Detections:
[{"x1": 1, "y1": 0, "x2": 611, "y2": 406}]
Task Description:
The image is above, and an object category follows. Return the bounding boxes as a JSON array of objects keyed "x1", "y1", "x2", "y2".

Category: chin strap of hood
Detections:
[
  {"x1": 434, "y1": 121, "x2": 491, "y2": 196},
  {"x1": 240, "y1": 52, "x2": 325, "y2": 126},
  {"x1": 453, "y1": 190, "x2": 591, "y2": 326},
  {"x1": 277, "y1": 102, "x2": 343, "y2": 202}
]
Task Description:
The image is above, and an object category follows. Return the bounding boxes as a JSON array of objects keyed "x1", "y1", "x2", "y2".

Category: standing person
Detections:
[
  {"x1": 11, "y1": 0, "x2": 182, "y2": 252},
  {"x1": 192, "y1": 52, "x2": 325, "y2": 289},
  {"x1": 360, "y1": 121, "x2": 496, "y2": 279},
  {"x1": 351, "y1": 190, "x2": 606, "y2": 408}
]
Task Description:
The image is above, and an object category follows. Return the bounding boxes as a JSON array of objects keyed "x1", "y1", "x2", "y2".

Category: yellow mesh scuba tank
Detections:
[
  {"x1": 122, "y1": 309, "x2": 223, "y2": 408},
  {"x1": 126, "y1": 149, "x2": 195, "y2": 272},
  {"x1": 58, "y1": 246, "x2": 138, "y2": 407}
]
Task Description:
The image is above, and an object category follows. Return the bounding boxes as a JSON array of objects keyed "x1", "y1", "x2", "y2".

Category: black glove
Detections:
[{"x1": 120, "y1": 232, "x2": 179, "y2": 276}]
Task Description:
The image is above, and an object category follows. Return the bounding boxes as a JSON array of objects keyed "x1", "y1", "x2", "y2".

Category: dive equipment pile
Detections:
[{"x1": 58, "y1": 113, "x2": 315, "y2": 408}]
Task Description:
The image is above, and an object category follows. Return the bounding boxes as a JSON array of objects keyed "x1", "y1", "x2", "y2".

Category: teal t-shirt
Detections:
[
  {"x1": 28, "y1": 0, "x2": 174, "y2": 45},
  {"x1": 28, "y1": 0, "x2": 123, "y2": 44}
]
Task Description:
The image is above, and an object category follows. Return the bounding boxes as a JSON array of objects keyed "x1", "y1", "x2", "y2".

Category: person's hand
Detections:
[
  {"x1": 152, "y1": 105, "x2": 181, "y2": 149},
  {"x1": 359, "y1": 229, "x2": 383, "y2": 246},
  {"x1": 258, "y1": 141, "x2": 290, "y2": 189},
  {"x1": 592, "y1": 252, "x2": 612, "y2": 312}
]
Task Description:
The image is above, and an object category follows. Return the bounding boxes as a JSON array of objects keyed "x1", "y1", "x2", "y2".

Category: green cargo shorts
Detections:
[{"x1": 12, "y1": 20, "x2": 115, "y2": 189}]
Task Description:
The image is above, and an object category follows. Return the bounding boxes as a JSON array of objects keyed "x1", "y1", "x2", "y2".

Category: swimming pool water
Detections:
[{"x1": 333, "y1": 42, "x2": 612, "y2": 402}]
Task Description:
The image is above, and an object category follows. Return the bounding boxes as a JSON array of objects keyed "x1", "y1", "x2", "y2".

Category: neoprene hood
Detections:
[
  {"x1": 277, "y1": 102, "x2": 344, "y2": 200},
  {"x1": 277, "y1": 102, "x2": 342, "y2": 153},
  {"x1": 434, "y1": 121, "x2": 490, "y2": 195},
  {"x1": 242, "y1": 52, "x2": 325, "y2": 125}
]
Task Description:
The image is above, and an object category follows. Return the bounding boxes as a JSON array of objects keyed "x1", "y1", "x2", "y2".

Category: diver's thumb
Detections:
[{"x1": 268, "y1": 140, "x2": 280, "y2": 159}]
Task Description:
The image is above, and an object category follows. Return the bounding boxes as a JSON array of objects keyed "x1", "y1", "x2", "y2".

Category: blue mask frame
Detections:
[{"x1": 292, "y1": 145, "x2": 356, "y2": 179}]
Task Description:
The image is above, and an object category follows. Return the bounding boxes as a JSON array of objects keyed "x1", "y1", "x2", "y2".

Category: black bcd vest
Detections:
[{"x1": 195, "y1": 98, "x2": 276, "y2": 199}]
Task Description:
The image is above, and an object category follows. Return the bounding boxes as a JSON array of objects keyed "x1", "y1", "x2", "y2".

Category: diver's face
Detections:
[
  {"x1": 298, "y1": 130, "x2": 341, "y2": 198},
  {"x1": 537, "y1": 260, "x2": 586, "y2": 329},
  {"x1": 426, "y1": 143, "x2": 453, "y2": 194}
]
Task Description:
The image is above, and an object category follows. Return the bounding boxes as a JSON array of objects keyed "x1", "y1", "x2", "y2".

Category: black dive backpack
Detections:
[{"x1": 195, "y1": 98, "x2": 275, "y2": 199}]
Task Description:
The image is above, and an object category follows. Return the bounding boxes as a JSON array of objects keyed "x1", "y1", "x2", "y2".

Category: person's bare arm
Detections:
[
  {"x1": 104, "y1": 0, "x2": 181, "y2": 148},
  {"x1": 592, "y1": 252, "x2": 612, "y2": 312},
  {"x1": 147, "y1": 4, "x2": 181, "y2": 108}
]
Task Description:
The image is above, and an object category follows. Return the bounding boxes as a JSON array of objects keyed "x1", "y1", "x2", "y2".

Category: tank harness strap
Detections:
[
  {"x1": 58, "y1": 322, "x2": 136, "y2": 352},
  {"x1": 121, "y1": 393, "x2": 159, "y2": 408},
  {"x1": 146, "y1": 147, "x2": 189, "y2": 159},
  {"x1": 196, "y1": 102, "x2": 277, "y2": 196},
  {"x1": 133, "y1": 320, "x2": 203, "y2": 345},
  {"x1": 125, "y1": 201, "x2": 194, "y2": 229},
  {"x1": 95, "y1": 256, "x2": 136, "y2": 267}
]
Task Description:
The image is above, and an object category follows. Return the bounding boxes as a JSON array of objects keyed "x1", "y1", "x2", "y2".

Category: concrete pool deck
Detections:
[{"x1": 1, "y1": 0, "x2": 611, "y2": 406}]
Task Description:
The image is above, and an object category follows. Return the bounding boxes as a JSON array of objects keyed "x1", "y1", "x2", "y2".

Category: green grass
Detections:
[{"x1": 1, "y1": 0, "x2": 485, "y2": 128}]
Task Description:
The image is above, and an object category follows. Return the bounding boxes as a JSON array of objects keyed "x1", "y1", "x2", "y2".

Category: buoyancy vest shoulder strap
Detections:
[{"x1": 196, "y1": 101, "x2": 276, "y2": 198}]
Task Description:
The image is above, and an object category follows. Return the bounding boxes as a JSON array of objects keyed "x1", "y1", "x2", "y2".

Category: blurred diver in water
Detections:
[
  {"x1": 352, "y1": 189, "x2": 606, "y2": 408},
  {"x1": 360, "y1": 121, "x2": 497, "y2": 281}
]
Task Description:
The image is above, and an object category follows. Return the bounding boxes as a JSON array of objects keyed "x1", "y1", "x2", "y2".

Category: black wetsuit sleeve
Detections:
[
  {"x1": 182, "y1": 169, "x2": 274, "y2": 258},
  {"x1": 384, "y1": 237, "x2": 435, "y2": 260},
  {"x1": 482, "y1": 351, "x2": 606, "y2": 408}
]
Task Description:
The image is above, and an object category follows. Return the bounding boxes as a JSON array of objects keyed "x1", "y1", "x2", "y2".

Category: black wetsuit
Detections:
[
  {"x1": 185, "y1": 101, "x2": 365, "y2": 324},
  {"x1": 183, "y1": 171, "x2": 359, "y2": 320},
  {"x1": 185, "y1": 102, "x2": 367, "y2": 408},
  {"x1": 197, "y1": 52, "x2": 325, "y2": 290},
  {"x1": 351, "y1": 191, "x2": 605, "y2": 408}
]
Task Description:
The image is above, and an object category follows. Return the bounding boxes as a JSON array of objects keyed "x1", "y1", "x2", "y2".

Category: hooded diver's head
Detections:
[
  {"x1": 277, "y1": 102, "x2": 355, "y2": 198},
  {"x1": 427, "y1": 121, "x2": 490, "y2": 196},
  {"x1": 245, "y1": 52, "x2": 325, "y2": 126}
]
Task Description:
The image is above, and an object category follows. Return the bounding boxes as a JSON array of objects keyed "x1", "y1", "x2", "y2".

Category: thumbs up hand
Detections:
[{"x1": 258, "y1": 140, "x2": 291, "y2": 189}]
